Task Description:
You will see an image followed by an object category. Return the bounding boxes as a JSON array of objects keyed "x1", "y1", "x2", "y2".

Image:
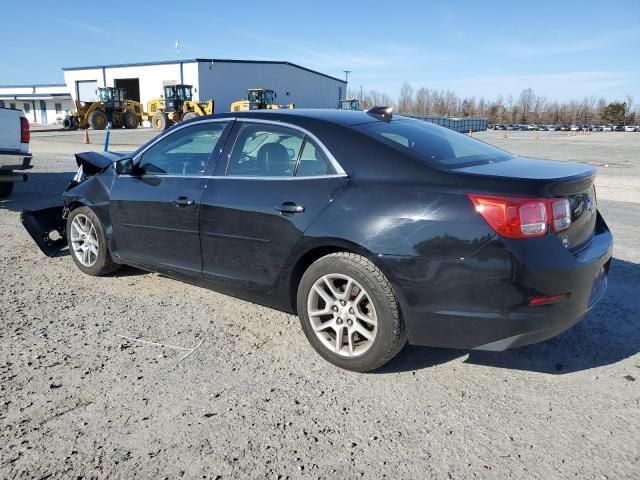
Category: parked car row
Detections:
[{"x1": 493, "y1": 123, "x2": 640, "y2": 132}]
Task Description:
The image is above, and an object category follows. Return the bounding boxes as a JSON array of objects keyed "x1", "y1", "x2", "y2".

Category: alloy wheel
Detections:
[
  {"x1": 307, "y1": 274, "x2": 378, "y2": 357},
  {"x1": 70, "y1": 214, "x2": 99, "y2": 267}
]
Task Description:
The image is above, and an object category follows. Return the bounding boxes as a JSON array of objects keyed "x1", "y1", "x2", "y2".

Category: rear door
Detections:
[
  {"x1": 200, "y1": 120, "x2": 347, "y2": 290},
  {"x1": 109, "y1": 120, "x2": 231, "y2": 277}
]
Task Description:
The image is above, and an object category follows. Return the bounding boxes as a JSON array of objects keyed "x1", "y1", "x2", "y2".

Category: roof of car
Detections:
[{"x1": 212, "y1": 109, "x2": 385, "y2": 127}]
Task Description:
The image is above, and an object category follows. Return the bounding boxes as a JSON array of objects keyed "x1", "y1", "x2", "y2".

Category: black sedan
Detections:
[{"x1": 22, "y1": 108, "x2": 613, "y2": 372}]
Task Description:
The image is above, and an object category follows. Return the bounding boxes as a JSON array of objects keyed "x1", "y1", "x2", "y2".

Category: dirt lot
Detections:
[{"x1": 1, "y1": 127, "x2": 638, "y2": 479}]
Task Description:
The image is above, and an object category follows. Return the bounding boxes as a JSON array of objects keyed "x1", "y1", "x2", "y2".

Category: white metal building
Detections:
[
  {"x1": 0, "y1": 84, "x2": 74, "y2": 124},
  {"x1": 62, "y1": 59, "x2": 348, "y2": 112}
]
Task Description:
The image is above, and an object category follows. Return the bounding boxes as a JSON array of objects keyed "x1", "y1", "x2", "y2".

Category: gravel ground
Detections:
[{"x1": 1, "y1": 128, "x2": 638, "y2": 479}]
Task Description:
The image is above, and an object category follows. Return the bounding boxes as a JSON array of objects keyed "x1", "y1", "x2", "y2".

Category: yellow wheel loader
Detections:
[
  {"x1": 62, "y1": 87, "x2": 143, "y2": 130},
  {"x1": 146, "y1": 84, "x2": 214, "y2": 130},
  {"x1": 338, "y1": 98, "x2": 360, "y2": 110},
  {"x1": 230, "y1": 88, "x2": 295, "y2": 112}
]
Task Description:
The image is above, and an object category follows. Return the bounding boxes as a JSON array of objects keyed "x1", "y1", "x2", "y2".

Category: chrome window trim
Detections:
[
  {"x1": 231, "y1": 117, "x2": 346, "y2": 177},
  {"x1": 127, "y1": 116, "x2": 347, "y2": 180},
  {"x1": 117, "y1": 173, "x2": 347, "y2": 181}
]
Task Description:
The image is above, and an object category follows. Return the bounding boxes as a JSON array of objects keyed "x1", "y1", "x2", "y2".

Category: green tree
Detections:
[{"x1": 600, "y1": 102, "x2": 627, "y2": 124}]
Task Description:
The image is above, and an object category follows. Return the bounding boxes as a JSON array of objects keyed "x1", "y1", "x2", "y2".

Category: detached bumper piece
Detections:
[{"x1": 21, "y1": 206, "x2": 67, "y2": 257}]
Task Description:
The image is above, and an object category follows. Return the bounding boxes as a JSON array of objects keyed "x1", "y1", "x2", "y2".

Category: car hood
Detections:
[{"x1": 75, "y1": 150, "x2": 130, "y2": 174}]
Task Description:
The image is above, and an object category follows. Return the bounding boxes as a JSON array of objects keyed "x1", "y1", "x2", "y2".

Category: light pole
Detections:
[{"x1": 343, "y1": 70, "x2": 351, "y2": 85}]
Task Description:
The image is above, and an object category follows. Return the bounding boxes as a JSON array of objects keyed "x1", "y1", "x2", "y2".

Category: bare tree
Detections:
[{"x1": 398, "y1": 82, "x2": 415, "y2": 113}]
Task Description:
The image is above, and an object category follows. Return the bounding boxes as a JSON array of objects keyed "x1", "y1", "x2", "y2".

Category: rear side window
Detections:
[
  {"x1": 226, "y1": 122, "x2": 336, "y2": 177},
  {"x1": 355, "y1": 118, "x2": 513, "y2": 168}
]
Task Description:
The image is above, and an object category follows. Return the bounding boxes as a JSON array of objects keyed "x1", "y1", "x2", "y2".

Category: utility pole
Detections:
[
  {"x1": 360, "y1": 85, "x2": 363, "y2": 103},
  {"x1": 343, "y1": 70, "x2": 351, "y2": 85}
]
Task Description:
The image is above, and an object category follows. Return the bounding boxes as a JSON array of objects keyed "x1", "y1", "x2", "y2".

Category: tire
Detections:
[
  {"x1": 123, "y1": 111, "x2": 139, "y2": 129},
  {"x1": 62, "y1": 116, "x2": 77, "y2": 130},
  {"x1": 88, "y1": 110, "x2": 108, "y2": 130},
  {"x1": 181, "y1": 111, "x2": 197, "y2": 122},
  {"x1": 0, "y1": 181, "x2": 15, "y2": 198},
  {"x1": 297, "y1": 252, "x2": 407, "y2": 372},
  {"x1": 66, "y1": 206, "x2": 120, "y2": 276},
  {"x1": 152, "y1": 112, "x2": 168, "y2": 130}
]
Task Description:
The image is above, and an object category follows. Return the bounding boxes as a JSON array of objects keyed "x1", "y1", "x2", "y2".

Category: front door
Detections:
[
  {"x1": 200, "y1": 120, "x2": 347, "y2": 290},
  {"x1": 109, "y1": 120, "x2": 231, "y2": 277},
  {"x1": 39, "y1": 100, "x2": 47, "y2": 124}
]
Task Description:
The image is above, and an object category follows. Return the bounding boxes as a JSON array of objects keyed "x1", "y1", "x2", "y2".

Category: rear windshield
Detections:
[{"x1": 354, "y1": 118, "x2": 514, "y2": 168}]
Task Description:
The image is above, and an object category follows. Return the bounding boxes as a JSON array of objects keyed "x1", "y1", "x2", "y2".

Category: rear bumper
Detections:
[
  {"x1": 0, "y1": 151, "x2": 32, "y2": 171},
  {"x1": 382, "y1": 213, "x2": 613, "y2": 350}
]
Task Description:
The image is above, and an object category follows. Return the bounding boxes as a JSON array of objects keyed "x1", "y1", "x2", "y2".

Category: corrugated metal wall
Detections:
[{"x1": 198, "y1": 62, "x2": 346, "y2": 113}]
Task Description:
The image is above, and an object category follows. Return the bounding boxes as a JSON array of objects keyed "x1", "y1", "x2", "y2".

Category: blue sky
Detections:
[{"x1": 1, "y1": 0, "x2": 638, "y2": 103}]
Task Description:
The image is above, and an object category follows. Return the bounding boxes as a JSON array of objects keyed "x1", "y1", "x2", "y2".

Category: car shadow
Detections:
[
  {"x1": 378, "y1": 257, "x2": 640, "y2": 375},
  {"x1": 0, "y1": 171, "x2": 74, "y2": 212}
]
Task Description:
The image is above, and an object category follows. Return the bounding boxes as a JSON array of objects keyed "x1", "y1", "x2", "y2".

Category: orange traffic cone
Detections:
[{"x1": 83, "y1": 128, "x2": 90, "y2": 144}]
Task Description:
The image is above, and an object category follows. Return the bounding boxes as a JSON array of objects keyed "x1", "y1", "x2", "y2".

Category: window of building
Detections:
[
  {"x1": 9, "y1": 102, "x2": 16, "y2": 109},
  {"x1": 55, "y1": 103, "x2": 62, "y2": 114},
  {"x1": 23, "y1": 103, "x2": 31, "y2": 113}
]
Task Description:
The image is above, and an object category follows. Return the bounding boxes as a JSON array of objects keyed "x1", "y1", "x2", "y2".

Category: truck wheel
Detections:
[
  {"x1": 123, "y1": 111, "x2": 139, "y2": 129},
  {"x1": 88, "y1": 111, "x2": 108, "y2": 130},
  {"x1": 297, "y1": 252, "x2": 407, "y2": 372},
  {"x1": 0, "y1": 181, "x2": 15, "y2": 198},
  {"x1": 152, "y1": 112, "x2": 168, "y2": 130},
  {"x1": 182, "y1": 111, "x2": 197, "y2": 122},
  {"x1": 66, "y1": 206, "x2": 120, "y2": 276}
]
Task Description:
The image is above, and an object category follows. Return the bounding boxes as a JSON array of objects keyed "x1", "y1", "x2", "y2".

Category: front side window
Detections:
[
  {"x1": 138, "y1": 121, "x2": 228, "y2": 176},
  {"x1": 355, "y1": 118, "x2": 514, "y2": 168},
  {"x1": 226, "y1": 123, "x2": 304, "y2": 177}
]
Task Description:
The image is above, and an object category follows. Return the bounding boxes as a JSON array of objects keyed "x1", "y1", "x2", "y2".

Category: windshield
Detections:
[
  {"x1": 164, "y1": 85, "x2": 192, "y2": 101},
  {"x1": 354, "y1": 118, "x2": 514, "y2": 168},
  {"x1": 248, "y1": 90, "x2": 274, "y2": 105}
]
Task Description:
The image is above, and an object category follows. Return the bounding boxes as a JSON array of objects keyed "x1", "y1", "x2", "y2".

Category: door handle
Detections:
[
  {"x1": 276, "y1": 202, "x2": 305, "y2": 214},
  {"x1": 173, "y1": 196, "x2": 195, "y2": 208}
]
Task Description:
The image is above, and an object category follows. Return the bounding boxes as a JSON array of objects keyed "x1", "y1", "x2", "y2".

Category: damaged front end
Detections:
[{"x1": 21, "y1": 150, "x2": 127, "y2": 257}]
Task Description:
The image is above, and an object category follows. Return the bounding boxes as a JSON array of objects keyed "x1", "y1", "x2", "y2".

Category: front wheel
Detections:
[
  {"x1": 66, "y1": 206, "x2": 120, "y2": 276},
  {"x1": 297, "y1": 252, "x2": 407, "y2": 372}
]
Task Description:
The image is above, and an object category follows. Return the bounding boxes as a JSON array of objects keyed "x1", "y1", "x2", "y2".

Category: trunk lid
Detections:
[{"x1": 453, "y1": 157, "x2": 597, "y2": 250}]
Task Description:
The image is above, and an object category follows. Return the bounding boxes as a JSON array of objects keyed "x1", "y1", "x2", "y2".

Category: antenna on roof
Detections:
[{"x1": 367, "y1": 106, "x2": 393, "y2": 122}]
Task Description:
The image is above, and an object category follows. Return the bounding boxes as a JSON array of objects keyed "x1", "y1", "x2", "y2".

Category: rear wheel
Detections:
[
  {"x1": 88, "y1": 111, "x2": 108, "y2": 130},
  {"x1": 66, "y1": 206, "x2": 120, "y2": 276},
  {"x1": 123, "y1": 111, "x2": 139, "y2": 129},
  {"x1": 181, "y1": 111, "x2": 197, "y2": 122},
  {"x1": 297, "y1": 252, "x2": 407, "y2": 372},
  {"x1": 152, "y1": 112, "x2": 169, "y2": 130},
  {"x1": 0, "y1": 180, "x2": 15, "y2": 198}
]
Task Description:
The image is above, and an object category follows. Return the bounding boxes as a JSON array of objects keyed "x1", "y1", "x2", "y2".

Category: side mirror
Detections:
[{"x1": 114, "y1": 158, "x2": 134, "y2": 175}]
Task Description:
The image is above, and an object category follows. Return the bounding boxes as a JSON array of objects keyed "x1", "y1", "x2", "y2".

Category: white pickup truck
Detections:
[{"x1": 0, "y1": 107, "x2": 32, "y2": 198}]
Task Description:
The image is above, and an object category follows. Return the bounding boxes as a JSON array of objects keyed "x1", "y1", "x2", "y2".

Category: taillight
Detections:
[
  {"x1": 20, "y1": 116, "x2": 30, "y2": 143},
  {"x1": 467, "y1": 194, "x2": 572, "y2": 239},
  {"x1": 550, "y1": 199, "x2": 571, "y2": 232}
]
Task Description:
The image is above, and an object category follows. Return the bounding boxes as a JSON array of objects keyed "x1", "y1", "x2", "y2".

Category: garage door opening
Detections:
[{"x1": 114, "y1": 78, "x2": 140, "y2": 102}]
